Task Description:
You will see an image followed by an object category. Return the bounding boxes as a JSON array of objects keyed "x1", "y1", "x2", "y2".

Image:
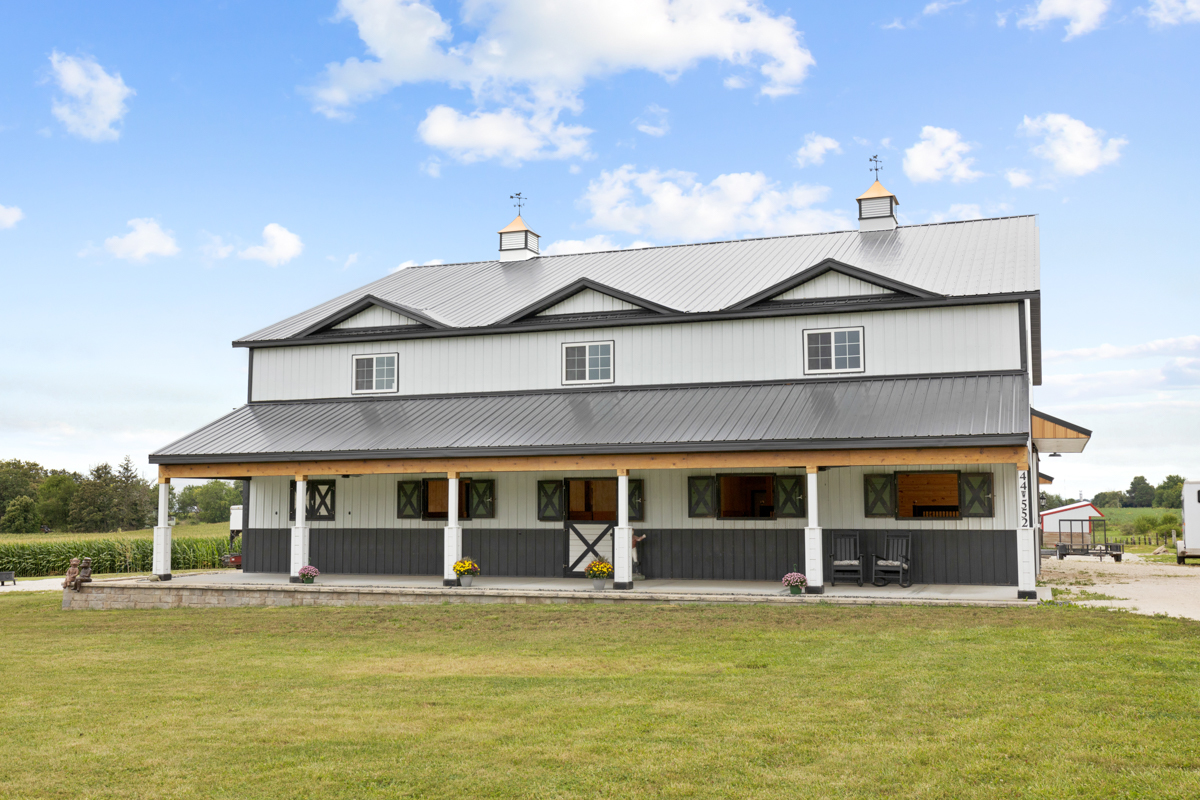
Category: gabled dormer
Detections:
[
  {"x1": 499, "y1": 278, "x2": 677, "y2": 324},
  {"x1": 728, "y1": 260, "x2": 940, "y2": 311},
  {"x1": 292, "y1": 295, "x2": 445, "y2": 339}
]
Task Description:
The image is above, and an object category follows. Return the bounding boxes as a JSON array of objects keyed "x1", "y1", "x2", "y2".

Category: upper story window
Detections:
[
  {"x1": 562, "y1": 341, "x2": 614, "y2": 385},
  {"x1": 804, "y1": 327, "x2": 864, "y2": 374},
  {"x1": 352, "y1": 353, "x2": 398, "y2": 394}
]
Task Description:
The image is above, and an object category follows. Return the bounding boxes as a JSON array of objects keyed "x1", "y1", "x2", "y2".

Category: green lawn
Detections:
[
  {"x1": 2, "y1": 596, "x2": 1199, "y2": 799},
  {"x1": 0, "y1": 521, "x2": 231, "y2": 544}
]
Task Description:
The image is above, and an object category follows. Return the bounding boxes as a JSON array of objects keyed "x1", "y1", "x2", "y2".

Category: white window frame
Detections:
[
  {"x1": 561, "y1": 340, "x2": 615, "y2": 385},
  {"x1": 802, "y1": 326, "x2": 866, "y2": 375},
  {"x1": 350, "y1": 352, "x2": 399, "y2": 394}
]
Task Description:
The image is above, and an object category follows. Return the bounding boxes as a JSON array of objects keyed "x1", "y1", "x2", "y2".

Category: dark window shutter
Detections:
[
  {"x1": 628, "y1": 479, "x2": 644, "y2": 522},
  {"x1": 863, "y1": 474, "x2": 895, "y2": 518},
  {"x1": 688, "y1": 476, "x2": 717, "y2": 518},
  {"x1": 774, "y1": 475, "x2": 806, "y2": 518},
  {"x1": 537, "y1": 480, "x2": 564, "y2": 521},
  {"x1": 467, "y1": 479, "x2": 496, "y2": 519},
  {"x1": 960, "y1": 473, "x2": 995, "y2": 518},
  {"x1": 289, "y1": 479, "x2": 336, "y2": 522},
  {"x1": 396, "y1": 481, "x2": 422, "y2": 519}
]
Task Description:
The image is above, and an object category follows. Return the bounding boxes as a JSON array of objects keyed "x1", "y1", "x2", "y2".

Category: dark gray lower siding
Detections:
[
  {"x1": 243, "y1": 528, "x2": 443, "y2": 575},
  {"x1": 462, "y1": 529, "x2": 565, "y2": 578},
  {"x1": 640, "y1": 529, "x2": 807, "y2": 582},
  {"x1": 243, "y1": 529, "x2": 290, "y2": 573},
  {"x1": 824, "y1": 529, "x2": 1017, "y2": 586}
]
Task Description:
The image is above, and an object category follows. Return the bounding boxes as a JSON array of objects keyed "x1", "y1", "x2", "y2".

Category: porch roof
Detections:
[{"x1": 152, "y1": 372, "x2": 1029, "y2": 464}]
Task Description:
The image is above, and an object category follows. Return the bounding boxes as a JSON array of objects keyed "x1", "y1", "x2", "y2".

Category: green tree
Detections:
[
  {"x1": 1092, "y1": 490, "x2": 1123, "y2": 509},
  {"x1": 193, "y1": 480, "x2": 243, "y2": 523},
  {"x1": 0, "y1": 495, "x2": 40, "y2": 533},
  {"x1": 1039, "y1": 492, "x2": 1069, "y2": 512},
  {"x1": 36, "y1": 474, "x2": 77, "y2": 530},
  {"x1": 1125, "y1": 476, "x2": 1155, "y2": 508},
  {"x1": 1154, "y1": 475, "x2": 1186, "y2": 508},
  {"x1": 0, "y1": 460, "x2": 47, "y2": 512},
  {"x1": 113, "y1": 456, "x2": 154, "y2": 530},
  {"x1": 68, "y1": 464, "x2": 118, "y2": 532}
]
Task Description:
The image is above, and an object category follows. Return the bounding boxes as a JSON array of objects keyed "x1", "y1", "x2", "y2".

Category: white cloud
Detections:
[
  {"x1": 1018, "y1": 0, "x2": 1110, "y2": 39},
  {"x1": 310, "y1": 0, "x2": 813, "y2": 163},
  {"x1": 924, "y1": 0, "x2": 968, "y2": 14},
  {"x1": 1020, "y1": 113, "x2": 1126, "y2": 176},
  {"x1": 1044, "y1": 359, "x2": 1200, "y2": 398},
  {"x1": 417, "y1": 105, "x2": 592, "y2": 165},
  {"x1": 342, "y1": 253, "x2": 359, "y2": 269},
  {"x1": 1046, "y1": 335, "x2": 1200, "y2": 361},
  {"x1": 238, "y1": 223, "x2": 304, "y2": 266},
  {"x1": 723, "y1": 75, "x2": 748, "y2": 89},
  {"x1": 1005, "y1": 168, "x2": 1033, "y2": 187},
  {"x1": 928, "y1": 204, "x2": 983, "y2": 223},
  {"x1": 390, "y1": 258, "x2": 444, "y2": 273},
  {"x1": 903, "y1": 126, "x2": 983, "y2": 183},
  {"x1": 1143, "y1": 0, "x2": 1200, "y2": 24},
  {"x1": 48, "y1": 51, "x2": 134, "y2": 142},
  {"x1": 0, "y1": 204, "x2": 24, "y2": 229},
  {"x1": 794, "y1": 133, "x2": 841, "y2": 167},
  {"x1": 997, "y1": 11, "x2": 1011, "y2": 25},
  {"x1": 633, "y1": 105, "x2": 670, "y2": 137},
  {"x1": 578, "y1": 164, "x2": 849, "y2": 242},
  {"x1": 200, "y1": 233, "x2": 234, "y2": 259},
  {"x1": 542, "y1": 235, "x2": 655, "y2": 256},
  {"x1": 103, "y1": 219, "x2": 179, "y2": 261},
  {"x1": 883, "y1": 18, "x2": 907, "y2": 29}
]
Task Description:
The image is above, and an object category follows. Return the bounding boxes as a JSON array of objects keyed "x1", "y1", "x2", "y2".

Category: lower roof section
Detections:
[{"x1": 151, "y1": 373, "x2": 1030, "y2": 464}]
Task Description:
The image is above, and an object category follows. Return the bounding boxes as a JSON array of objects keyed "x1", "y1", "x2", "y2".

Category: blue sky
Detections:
[{"x1": 1, "y1": 0, "x2": 1198, "y2": 499}]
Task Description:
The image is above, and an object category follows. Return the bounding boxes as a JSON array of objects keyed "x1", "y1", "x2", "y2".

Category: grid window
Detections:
[
  {"x1": 804, "y1": 328, "x2": 864, "y2": 374},
  {"x1": 351, "y1": 354, "x2": 398, "y2": 393},
  {"x1": 563, "y1": 341, "x2": 614, "y2": 384}
]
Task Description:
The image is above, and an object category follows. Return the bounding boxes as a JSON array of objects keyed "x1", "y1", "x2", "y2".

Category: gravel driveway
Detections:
[{"x1": 1040, "y1": 554, "x2": 1200, "y2": 620}]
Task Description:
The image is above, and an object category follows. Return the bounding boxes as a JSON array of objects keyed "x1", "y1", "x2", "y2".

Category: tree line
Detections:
[
  {"x1": 1040, "y1": 474, "x2": 1186, "y2": 512},
  {"x1": 0, "y1": 458, "x2": 243, "y2": 534}
]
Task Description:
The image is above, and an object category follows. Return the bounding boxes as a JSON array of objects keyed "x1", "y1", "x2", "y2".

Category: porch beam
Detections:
[{"x1": 156, "y1": 445, "x2": 1028, "y2": 480}]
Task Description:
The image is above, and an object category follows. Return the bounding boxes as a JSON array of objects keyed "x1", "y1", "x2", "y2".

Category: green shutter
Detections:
[
  {"x1": 688, "y1": 476, "x2": 717, "y2": 518},
  {"x1": 396, "y1": 481, "x2": 421, "y2": 519},
  {"x1": 863, "y1": 474, "x2": 895, "y2": 518},
  {"x1": 960, "y1": 473, "x2": 994, "y2": 518},
  {"x1": 467, "y1": 479, "x2": 496, "y2": 519},
  {"x1": 774, "y1": 475, "x2": 806, "y2": 518},
  {"x1": 628, "y1": 479, "x2": 645, "y2": 522},
  {"x1": 537, "y1": 480, "x2": 564, "y2": 521}
]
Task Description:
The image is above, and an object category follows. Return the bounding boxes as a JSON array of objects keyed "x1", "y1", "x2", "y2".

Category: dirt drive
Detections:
[{"x1": 1040, "y1": 553, "x2": 1200, "y2": 620}]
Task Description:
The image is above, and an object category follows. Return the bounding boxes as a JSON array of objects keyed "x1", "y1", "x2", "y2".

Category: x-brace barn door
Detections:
[{"x1": 563, "y1": 522, "x2": 615, "y2": 578}]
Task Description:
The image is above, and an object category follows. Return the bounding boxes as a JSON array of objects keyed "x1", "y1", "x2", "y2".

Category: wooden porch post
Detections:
[
  {"x1": 152, "y1": 478, "x2": 172, "y2": 581},
  {"x1": 289, "y1": 475, "x2": 309, "y2": 582},
  {"x1": 443, "y1": 472, "x2": 462, "y2": 587},
  {"x1": 613, "y1": 469, "x2": 633, "y2": 590},
  {"x1": 804, "y1": 467, "x2": 824, "y2": 593}
]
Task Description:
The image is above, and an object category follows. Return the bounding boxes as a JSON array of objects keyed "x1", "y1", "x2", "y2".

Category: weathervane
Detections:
[
  {"x1": 869, "y1": 156, "x2": 883, "y2": 180},
  {"x1": 510, "y1": 193, "x2": 527, "y2": 215}
]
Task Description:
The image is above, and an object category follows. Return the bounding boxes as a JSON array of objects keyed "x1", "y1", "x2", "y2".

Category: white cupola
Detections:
[
  {"x1": 857, "y1": 181, "x2": 899, "y2": 232},
  {"x1": 498, "y1": 216, "x2": 540, "y2": 261}
]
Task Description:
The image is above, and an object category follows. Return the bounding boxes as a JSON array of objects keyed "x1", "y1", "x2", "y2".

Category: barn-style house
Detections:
[{"x1": 149, "y1": 182, "x2": 1090, "y2": 598}]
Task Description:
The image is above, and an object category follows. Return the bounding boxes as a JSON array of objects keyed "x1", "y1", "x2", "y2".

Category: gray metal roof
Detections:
[
  {"x1": 239, "y1": 216, "x2": 1040, "y2": 343},
  {"x1": 151, "y1": 373, "x2": 1030, "y2": 463}
]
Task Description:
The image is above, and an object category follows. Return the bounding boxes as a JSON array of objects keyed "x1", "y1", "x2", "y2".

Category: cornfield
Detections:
[{"x1": 0, "y1": 536, "x2": 241, "y2": 578}]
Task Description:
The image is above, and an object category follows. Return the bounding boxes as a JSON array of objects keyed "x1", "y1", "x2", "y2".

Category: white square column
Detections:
[
  {"x1": 152, "y1": 480, "x2": 172, "y2": 580},
  {"x1": 613, "y1": 471, "x2": 633, "y2": 590},
  {"x1": 443, "y1": 473, "x2": 462, "y2": 586},
  {"x1": 289, "y1": 477, "x2": 310, "y2": 582},
  {"x1": 1017, "y1": 527, "x2": 1037, "y2": 599},
  {"x1": 803, "y1": 468, "x2": 824, "y2": 593}
]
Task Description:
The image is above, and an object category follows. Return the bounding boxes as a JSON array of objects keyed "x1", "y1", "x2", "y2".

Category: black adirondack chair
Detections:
[
  {"x1": 871, "y1": 533, "x2": 913, "y2": 588},
  {"x1": 828, "y1": 532, "x2": 863, "y2": 586}
]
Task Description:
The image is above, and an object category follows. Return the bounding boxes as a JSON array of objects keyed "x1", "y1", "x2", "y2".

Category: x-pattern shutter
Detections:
[
  {"x1": 688, "y1": 476, "x2": 717, "y2": 518},
  {"x1": 396, "y1": 481, "x2": 422, "y2": 519},
  {"x1": 774, "y1": 475, "x2": 806, "y2": 518},
  {"x1": 289, "y1": 479, "x2": 336, "y2": 522},
  {"x1": 863, "y1": 474, "x2": 895, "y2": 518},
  {"x1": 467, "y1": 479, "x2": 496, "y2": 519},
  {"x1": 628, "y1": 479, "x2": 645, "y2": 522},
  {"x1": 960, "y1": 473, "x2": 994, "y2": 517},
  {"x1": 537, "y1": 480, "x2": 564, "y2": 521}
]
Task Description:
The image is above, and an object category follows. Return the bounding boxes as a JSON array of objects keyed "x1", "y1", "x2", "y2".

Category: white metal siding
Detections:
[
  {"x1": 333, "y1": 305, "x2": 419, "y2": 329},
  {"x1": 859, "y1": 197, "x2": 893, "y2": 218},
  {"x1": 537, "y1": 288, "x2": 641, "y2": 316},
  {"x1": 772, "y1": 271, "x2": 894, "y2": 301},
  {"x1": 251, "y1": 303, "x2": 1021, "y2": 401}
]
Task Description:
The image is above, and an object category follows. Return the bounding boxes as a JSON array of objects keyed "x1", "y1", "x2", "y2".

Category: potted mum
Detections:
[
  {"x1": 584, "y1": 558, "x2": 613, "y2": 590},
  {"x1": 454, "y1": 558, "x2": 480, "y2": 587},
  {"x1": 782, "y1": 571, "x2": 807, "y2": 595},
  {"x1": 298, "y1": 565, "x2": 320, "y2": 584}
]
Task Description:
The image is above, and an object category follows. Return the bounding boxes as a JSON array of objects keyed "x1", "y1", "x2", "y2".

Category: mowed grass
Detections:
[
  {"x1": 2, "y1": 596, "x2": 1199, "y2": 799},
  {"x1": 0, "y1": 521, "x2": 230, "y2": 545}
]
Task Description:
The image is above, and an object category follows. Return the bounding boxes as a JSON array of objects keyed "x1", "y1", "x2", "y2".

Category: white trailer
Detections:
[{"x1": 1178, "y1": 481, "x2": 1200, "y2": 564}]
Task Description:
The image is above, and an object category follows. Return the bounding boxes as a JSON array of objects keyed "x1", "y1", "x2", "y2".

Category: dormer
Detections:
[
  {"x1": 857, "y1": 181, "x2": 899, "y2": 232},
  {"x1": 498, "y1": 216, "x2": 540, "y2": 261}
]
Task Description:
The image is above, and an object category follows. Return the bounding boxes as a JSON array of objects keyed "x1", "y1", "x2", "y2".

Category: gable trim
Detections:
[
  {"x1": 497, "y1": 278, "x2": 678, "y2": 324},
  {"x1": 727, "y1": 259, "x2": 942, "y2": 311},
  {"x1": 294, "y1": 295, "x2": 448, "y2": 338}
]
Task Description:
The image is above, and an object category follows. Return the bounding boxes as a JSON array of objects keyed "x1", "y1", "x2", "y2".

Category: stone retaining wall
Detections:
[{"x1": 60, "y1": 581, "x2": 1029, "y2": 610}]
